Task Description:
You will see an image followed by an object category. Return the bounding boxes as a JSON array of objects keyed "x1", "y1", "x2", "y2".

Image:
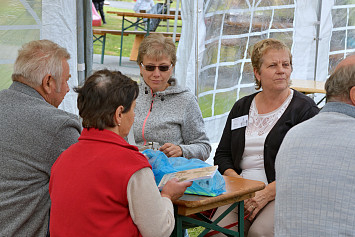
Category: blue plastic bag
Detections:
[{"x1": 143, "y1": 149, "x2": 226, "y2": 197}]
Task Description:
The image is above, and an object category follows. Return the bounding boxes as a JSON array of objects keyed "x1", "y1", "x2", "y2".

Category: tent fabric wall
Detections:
[
  {"x1": 175, "y1": 0, "x2": 205, "y2": 94},
  {"x1": 177, "y1": 0, "x2": 355, "y2": 143},
  {"x1": 43, "y1": 0, "x2": 92, "y2": 114},
  {"x1": 0, "y1": 0, "x2": 42, "y2": 90},
  {"x1": 42, "y1": 0, "x2": 78, "y2": 114},
  {"x1": 292, "y1": 0, "x2": 335, "y2": 82},
  {"x1": 0, "y1": 0, "x2": 91, "y2": 115}
]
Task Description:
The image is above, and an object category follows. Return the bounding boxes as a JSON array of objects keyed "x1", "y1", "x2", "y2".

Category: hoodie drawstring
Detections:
[{"x1": 142, "y1": 89, "x2": 155, "y2": 146}]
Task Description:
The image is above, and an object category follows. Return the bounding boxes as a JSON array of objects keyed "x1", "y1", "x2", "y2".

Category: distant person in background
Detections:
[
  {"x1": 134, "y1": 0, "x2": 154, "y2": 13},
  {"x1": 275, "y1": 56, "x2": 355, "y2": 236},
  {"x1": 93, "y1": 0, "x2": 106, "y2": 24},
  {"x1": 133, "y1": 0, "x2": 154, "y2": 30}
]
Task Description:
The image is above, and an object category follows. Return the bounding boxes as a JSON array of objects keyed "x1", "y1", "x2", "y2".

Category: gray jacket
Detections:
[
  {"x1": 133, "y1": 78, "x2": 211, "y2": 160},
  {"x1": 0, "y1": 81, "x2": 81, "y2": 236},
  {"x1": 275, "y1": 102, "x2": 355, "y2": 236}
]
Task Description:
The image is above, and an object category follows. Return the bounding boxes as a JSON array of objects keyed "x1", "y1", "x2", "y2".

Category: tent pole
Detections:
[
  {"x1": 77, "y1": 0, "x2": 85, "y2": 86},
  {"x1": 314, "y1": 0, "x2": 322, "y2": 82},
  {"x1": 84, "y1": 0, "x2": 93, "y2": 79},
  {"x1": 166, "y1": 0, "x2": 170, "y2": 32},
  {"x1": 172, "y1": 0, "x2": 180, "y2": 42},
  {"x1": 195, "y1": 0, "x2": 199, "y2": 98}
]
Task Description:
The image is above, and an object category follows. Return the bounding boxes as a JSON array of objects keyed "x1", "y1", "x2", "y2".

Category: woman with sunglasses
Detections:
[{"x1": 133, "y1": 33, "x2": 211, "y2": 160}]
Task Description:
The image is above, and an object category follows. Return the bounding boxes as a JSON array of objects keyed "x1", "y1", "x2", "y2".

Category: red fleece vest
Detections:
[{"x1": 49, "y1": 128, "x2": 151, "y2": 236}]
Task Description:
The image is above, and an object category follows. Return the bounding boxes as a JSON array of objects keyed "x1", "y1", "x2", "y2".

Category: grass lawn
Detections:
[{"x1": 188, "y1": 226, "x2": 204, "y2": 236}]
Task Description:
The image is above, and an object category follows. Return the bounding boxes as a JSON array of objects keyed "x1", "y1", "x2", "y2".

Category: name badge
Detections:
[{"x1": 231, "y1": 115, "x2": 248, "y2": 130}]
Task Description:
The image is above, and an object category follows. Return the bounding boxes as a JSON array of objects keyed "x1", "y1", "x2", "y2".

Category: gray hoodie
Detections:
[{"x1": 133, "y1": 78, "x2": 211, "y2": 160}]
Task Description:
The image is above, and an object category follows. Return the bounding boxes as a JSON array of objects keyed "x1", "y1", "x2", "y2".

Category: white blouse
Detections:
[{"x1": 240, "y1": 90, "x2": 293, "y2": 184}]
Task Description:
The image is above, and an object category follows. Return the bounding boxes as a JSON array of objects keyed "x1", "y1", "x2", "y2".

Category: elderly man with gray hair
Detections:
[
  {"x1": 0, "y1": 40, "x2": 81, "y2": 236},
  {"x1": 274, "y1": 56, "x2": 355, "y2": 236}
]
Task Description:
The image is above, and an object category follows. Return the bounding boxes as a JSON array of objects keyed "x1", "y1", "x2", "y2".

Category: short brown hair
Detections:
[
  {"x1": 251, "y1": 38, "x2": 292, "y2": 90},
  {"x1": 75, "y1": 70, "x2": 139, "y2": 130},
  {"x1": 325, "y1": 65, "x2": 355, "y2": 103},
  {"x1": 137, "y1": 33, "x2": 177, "y2": 66}
]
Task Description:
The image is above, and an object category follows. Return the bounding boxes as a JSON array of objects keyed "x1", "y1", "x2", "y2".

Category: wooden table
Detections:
[
  {"x1": 93, "y1": 29, "x2": 181, "y2": 64},
  {"x1": 171, "y1": 176, "x2": 265, "y2": 237},
  {"x1": 290, "y1": 79, "x2": 326, "y2": 94},
  {"x1": 107, "y1": 11, "x2": 182, "y2": 65}
]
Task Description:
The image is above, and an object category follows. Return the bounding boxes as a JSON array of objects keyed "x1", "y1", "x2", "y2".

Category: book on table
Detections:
[{"x1": 158, "y1": 165, "x2": 218, "y2": 190}]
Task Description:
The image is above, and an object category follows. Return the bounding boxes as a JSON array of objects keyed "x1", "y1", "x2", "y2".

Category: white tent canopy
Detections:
[
  {"x1": 175, "y1": 0, "x2": 355, "y2": 143},
  {"x1": 42, "y1": 0, "x2": 78, "y2": 113}
]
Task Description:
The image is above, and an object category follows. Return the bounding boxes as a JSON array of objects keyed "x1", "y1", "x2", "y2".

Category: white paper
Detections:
[{"x1": 231, "y1": 115, "x2": 248, "y2": 130}]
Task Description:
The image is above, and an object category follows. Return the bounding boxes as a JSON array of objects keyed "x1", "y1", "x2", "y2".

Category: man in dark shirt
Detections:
[{"x1": 93, "y1": 0, "x2": 106, "y2": 24}]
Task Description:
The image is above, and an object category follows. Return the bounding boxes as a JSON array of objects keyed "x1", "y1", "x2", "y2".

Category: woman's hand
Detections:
[
  {"x1": 223, "y1": 168, "x2": 243, "y2": 179},
  {"x1": 159, "y1": 143, "x2": 183, "y2": 157},
  {"x1": 244, "y1": 181, "x2": 276, "y2": 221},
  {"x1": 161, "y1": 178, "x2": 193, "y2": 201}
]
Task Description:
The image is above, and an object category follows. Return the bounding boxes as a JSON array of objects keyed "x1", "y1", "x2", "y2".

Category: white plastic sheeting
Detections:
[
  {"x1": 0, "y1": 0, "x2": 42, "y2": 89},
  {"x1": 176, "y1": 0, "x2": 355, "y2": 143},
  {"x1": 0, "y1": 0, "x2": 78, "y2": 114},
  {"x1": 43, "y1": 0, "x2": 78, "y2": 114},
  {"x1": 176, "y1": 0, "x2": 205, "y2": 94}
]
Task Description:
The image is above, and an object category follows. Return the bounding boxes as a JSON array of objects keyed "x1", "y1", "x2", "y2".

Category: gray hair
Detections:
[
  {"x1": 325, "y1": 65, "x2": 355, "y2": 103},
  {"x1": 12, "y1": 39, "x2": 70, "y2": 88}
]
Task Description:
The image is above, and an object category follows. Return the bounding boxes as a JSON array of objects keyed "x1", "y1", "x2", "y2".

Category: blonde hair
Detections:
[
  {"x1": 137, "y1": 33, "x2": 177, "y2": 65},
  {"x1": 12, "y1": 39, "x2": 70, "y2": 88},
  {"x1": 251, "y1": 38, "x2": 292, "y2": 90}
]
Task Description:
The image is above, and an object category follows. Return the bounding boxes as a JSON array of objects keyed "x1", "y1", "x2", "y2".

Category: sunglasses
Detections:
[{"x1": 140, "y1": 63, "x2": 173, "y2": 72}]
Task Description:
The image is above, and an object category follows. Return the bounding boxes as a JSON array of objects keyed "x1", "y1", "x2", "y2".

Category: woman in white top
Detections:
[
  {"x1": 133, "y1": 0, "x2": 154, "y2": 13},
  {"x1": 213, "y1": 38, "x2": 320, "y2": 236}
]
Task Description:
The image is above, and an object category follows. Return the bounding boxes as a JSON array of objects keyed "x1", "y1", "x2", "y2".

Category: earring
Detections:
[{"x1": 118, "y1": 124, "x2": 120, "y2": 126}]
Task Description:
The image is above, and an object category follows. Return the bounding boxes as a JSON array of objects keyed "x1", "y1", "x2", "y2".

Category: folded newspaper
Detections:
[{"x1": 158, "y1": 165, "x2": 218, "y2": 190}]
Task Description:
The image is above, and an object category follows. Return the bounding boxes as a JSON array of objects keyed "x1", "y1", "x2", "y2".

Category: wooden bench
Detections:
[{"x1": 93, "y1": 28, "x2": 181, "y2": 64}]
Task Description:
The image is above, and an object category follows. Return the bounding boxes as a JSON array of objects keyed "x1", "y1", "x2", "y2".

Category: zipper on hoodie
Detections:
[{"x1": 142, "y1": 88, "x2": 155, "y2": 146}]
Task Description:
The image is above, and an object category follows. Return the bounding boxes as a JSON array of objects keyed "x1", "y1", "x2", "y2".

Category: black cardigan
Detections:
[{"x1": 214, "y1": 90, "x2": 320, "y2": 183}]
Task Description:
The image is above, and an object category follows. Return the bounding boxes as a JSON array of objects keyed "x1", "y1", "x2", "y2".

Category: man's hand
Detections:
[
  {"x1": 159, "y1": 143, "x2": 183, "y2": 157},
  {"x1": 161, "y1": 178, "x2": 192, "y2": 202}
]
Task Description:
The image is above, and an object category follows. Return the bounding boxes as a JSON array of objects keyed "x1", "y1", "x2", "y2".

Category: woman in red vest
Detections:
[{"x1": 49, "y1": 69, "x2": 192, "y2": 236}]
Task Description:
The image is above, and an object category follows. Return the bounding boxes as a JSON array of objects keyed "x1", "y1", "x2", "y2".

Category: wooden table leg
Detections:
[{"x1": 130, "y1": 35, "x2": 144, "y2": 61}]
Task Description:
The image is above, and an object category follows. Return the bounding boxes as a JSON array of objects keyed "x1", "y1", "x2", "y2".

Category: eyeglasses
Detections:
[{"x1": 140, "y1": 63, "x2": 173, "y2": 72}]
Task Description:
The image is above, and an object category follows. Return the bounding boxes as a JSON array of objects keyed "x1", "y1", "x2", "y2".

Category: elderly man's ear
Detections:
[
  {"x1": 350, "y1": 86, "x2": 355, "y2": 106},
  {"x1": 41, "y1": 74, "x2": 56, "y2": 94}
]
